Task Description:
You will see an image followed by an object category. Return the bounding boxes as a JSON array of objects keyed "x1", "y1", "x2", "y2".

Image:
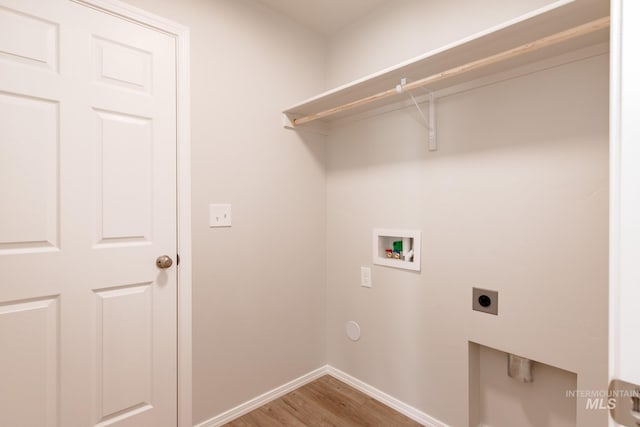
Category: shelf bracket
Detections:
[
  {"x1": 428, "y1": 92, "x2": 437, "y2": 152},
  {"x1": 403, "y1": 78, "x2": 437, "y2": 151}
]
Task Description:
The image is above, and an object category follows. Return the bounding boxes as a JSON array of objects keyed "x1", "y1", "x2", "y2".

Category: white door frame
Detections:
[
  {"x1": 610, "y1": 0, "x2": 640, "y2": 425},
  {"x1": 70, "y1": 1, "x2": 192, "y2": 426}
]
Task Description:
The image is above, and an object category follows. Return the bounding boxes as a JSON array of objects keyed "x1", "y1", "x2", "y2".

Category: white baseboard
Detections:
[
  {"x1": 325, "y1": 366, "x2": 449, "y2": 427},
  {"x1": 194, "y1": 365, "x2": 449, "y2": 427},
  {"x1": 193, "y1": 366, "x2": 327, "y2": 427}
]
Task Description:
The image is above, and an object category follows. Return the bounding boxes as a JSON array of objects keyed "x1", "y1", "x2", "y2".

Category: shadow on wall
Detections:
[
  {"x1": 326, "y1": 54, "x2": 609, "y2": 172},
  {"x1": 291, "y1": 127, "x2": 327, "y2": 171},
  {"x1": 469, "y1": 342, "x2": 578, "y2": 427}
]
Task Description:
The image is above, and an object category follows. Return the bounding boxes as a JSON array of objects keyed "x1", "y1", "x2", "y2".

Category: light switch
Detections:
[
  {"x1": 361, "y1": 267, "x2": 372, "y2": 288},
  {"x1": 209, "y1": 204, "x2": 232, "y2": 227}
]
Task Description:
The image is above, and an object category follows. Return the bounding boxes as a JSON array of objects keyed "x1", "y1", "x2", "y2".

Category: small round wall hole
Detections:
[
  {"x1": 346, "y1": 321, "x2": 361, "y2": 342},
  {"x1": 478, "y1": 295, "x2": 492, "y2": 307}
]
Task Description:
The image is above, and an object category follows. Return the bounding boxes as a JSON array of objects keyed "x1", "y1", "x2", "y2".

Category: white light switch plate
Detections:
[{"x1": 209, "y1": 204, "x2": 232, "y2": 227}]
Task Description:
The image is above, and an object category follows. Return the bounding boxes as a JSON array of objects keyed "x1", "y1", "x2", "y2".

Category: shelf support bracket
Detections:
[
  {"x1": 428, "y1": 92, "x2": 437, "y2": 152},
  {"x1": 404, "y1": 79, "x2": 437, "y2": 151}
]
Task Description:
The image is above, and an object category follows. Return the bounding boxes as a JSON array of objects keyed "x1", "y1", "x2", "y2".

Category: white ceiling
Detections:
[{"x1": 257, "y1": 0, "x2": 388, "y2": 35}]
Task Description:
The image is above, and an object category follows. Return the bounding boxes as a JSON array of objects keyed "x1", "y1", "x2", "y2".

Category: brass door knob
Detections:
[{"x1": 156, "y1": 255, "x2": 173, "y2": 269}]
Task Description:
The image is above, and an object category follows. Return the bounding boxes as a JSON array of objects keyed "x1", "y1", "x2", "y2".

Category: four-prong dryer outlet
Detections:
[{"x1": 473, "y1": 288, "x2": 499, "y2": 315}]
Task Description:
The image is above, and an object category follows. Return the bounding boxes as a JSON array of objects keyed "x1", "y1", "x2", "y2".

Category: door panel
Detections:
[
  {"x1": 94, "y1": 36, "x2": 152, "y2": 93},
  {"x1": 0, "y1": 6, "x2": 58, "y2": 71},
  {"x1": 0, "y1": 296, "x2": 59, "y2": 427},
  {"x1": 0, "y1": 92, "x2": 59, "y2": 252},
  {"x1": 95, "y1": 284, "x2": 153, "y2": 423},
  {"x1": 0, "y1": 1, "x2": 177, "y2": 426},
  {"x1": 95, "y1": 109, "x2": 153, "y2": 244}
]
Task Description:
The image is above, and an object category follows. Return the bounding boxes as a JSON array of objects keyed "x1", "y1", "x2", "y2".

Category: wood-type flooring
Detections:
[{"x1": 224, "y1": 375, "x2": 423, "y2": 426}]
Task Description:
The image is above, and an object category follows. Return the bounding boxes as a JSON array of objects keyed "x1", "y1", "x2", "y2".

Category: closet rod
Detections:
[{"x1": 292, "y1": 16, "x2": 610, "y2": 127}]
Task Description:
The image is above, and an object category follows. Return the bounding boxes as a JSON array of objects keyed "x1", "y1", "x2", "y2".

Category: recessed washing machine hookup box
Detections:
[{"x1": 372, "y1": 229, "x2": 421, "y2": 272}]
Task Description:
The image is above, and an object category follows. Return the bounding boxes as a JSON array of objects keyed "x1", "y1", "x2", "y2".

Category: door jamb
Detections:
[{"x1": 70, "y1": 1, "x2": 192, "y2": 426}]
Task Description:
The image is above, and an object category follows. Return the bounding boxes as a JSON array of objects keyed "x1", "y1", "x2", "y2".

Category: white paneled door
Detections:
[{"x1": 0, "y1": 1, "x2": 178, "y2": 426}]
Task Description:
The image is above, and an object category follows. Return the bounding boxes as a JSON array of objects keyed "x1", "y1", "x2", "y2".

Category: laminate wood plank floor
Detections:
[{"x1": 223, "y1": 375, "x2": 423, "y2": 427}]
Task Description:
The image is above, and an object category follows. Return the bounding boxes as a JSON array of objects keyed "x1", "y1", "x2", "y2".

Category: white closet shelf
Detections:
[{"x1": 283, "y1": 0, "x2": 609, "y2": 128}]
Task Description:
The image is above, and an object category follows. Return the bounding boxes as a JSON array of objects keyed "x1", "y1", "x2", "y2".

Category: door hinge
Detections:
[{"x1": 609, "y1": 379, "x2": 640, "y2": 426}]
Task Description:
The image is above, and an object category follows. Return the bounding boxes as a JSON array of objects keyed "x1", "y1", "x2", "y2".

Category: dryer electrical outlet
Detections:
[{"x1": 472, "y1": 288, "x2": 499, "y2": 315}]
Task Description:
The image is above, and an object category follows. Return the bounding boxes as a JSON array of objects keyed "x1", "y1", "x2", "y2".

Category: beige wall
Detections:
[
  {"x1": 326, "y1": 0, "x2": 559, "y2": 87},
  {"x1": 120, "y1": 0, "x2": 327, "y2": 424},
  {"x1": 326, "y1": 57, "x2": 609, "y2": 426},
  {"x1": 324, "y1": 4, "x2": 609, "y2": 424},
  {"x1": 118, "y1": 1, "x2": 609, "y2": 426}
]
